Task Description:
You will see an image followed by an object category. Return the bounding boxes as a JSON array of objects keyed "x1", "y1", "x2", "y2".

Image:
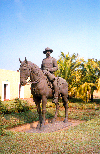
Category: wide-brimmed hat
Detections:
[{"x1": 43, "y1": 47, "x2": 53, "y2": 54}]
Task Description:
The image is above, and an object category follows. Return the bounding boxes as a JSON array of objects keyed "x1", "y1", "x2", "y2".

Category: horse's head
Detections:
[{"x1": 19, "y1": 57, "x2": 31, "y2": 86}]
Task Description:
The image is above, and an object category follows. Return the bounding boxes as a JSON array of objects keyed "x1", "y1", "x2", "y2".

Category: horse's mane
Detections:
[{"x1": 28, "y1": 61, "x2": 44, "y2": 77}]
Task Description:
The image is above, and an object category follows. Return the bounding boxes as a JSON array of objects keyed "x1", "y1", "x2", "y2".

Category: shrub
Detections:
[
  {"x1": 14, "y1": 98, "x2": 29, "y2": 113},
  {"x1": 0, "y1": 118, "x2": 5, "y2": 136},
  {"x1": 0, "y1": 98, "x2": 29, "y2": 114}
]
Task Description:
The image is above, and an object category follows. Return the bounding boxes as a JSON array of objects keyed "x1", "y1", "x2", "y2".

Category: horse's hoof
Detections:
[
  {"x1": 39, "y1": 127, "x2": 43, "y2": 131},
  {"x1": 36, "y1": 123, "x2": 41, "y2": 129},
  {"x1": 39, "y1": 124, "x2": 46, "y2": 130},
  {"x1": 63, "y1": 119, "x2": 68, "y2": 123},
  {"x1": 51, "y1": 118, "x2": 56, "y2": 123}
]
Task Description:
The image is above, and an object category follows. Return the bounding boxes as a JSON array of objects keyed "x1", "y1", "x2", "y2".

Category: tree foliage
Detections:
[{"x1": 56, "y1": 52, "x2": 100, "y2": 102}]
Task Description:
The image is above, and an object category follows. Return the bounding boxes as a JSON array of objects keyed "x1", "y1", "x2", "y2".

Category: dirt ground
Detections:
[
  {"x1": 8, "y1": 117, "x2": 85, "y2": 133},
  {"x1": 13, "y1": 97, "x2": 97, "y2": 133},
  {"x1": 9, "y1": 98, "x2": 85, "y2": 133}
]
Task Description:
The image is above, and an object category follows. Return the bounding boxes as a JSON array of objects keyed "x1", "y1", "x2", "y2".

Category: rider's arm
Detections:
[{"x1": 49, "y1": 58, "x2": 58, "y2": 73}]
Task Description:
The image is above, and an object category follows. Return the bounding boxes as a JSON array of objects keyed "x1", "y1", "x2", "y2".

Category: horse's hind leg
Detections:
[
  {"x1": 62, "y1": 95, "x2": 68, "y2": 123},
  {"x1": 42, "y1": 95, "x2": 47, "y2": 127},
  {"x1": 52, "y1": 102, "x2": 59, "y2": 123},
  {"x1": 37, "y1": 102, "x2": 42, "y2": 128}
]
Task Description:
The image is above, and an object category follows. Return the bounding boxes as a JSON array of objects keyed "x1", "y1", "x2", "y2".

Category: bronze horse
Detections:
[{"x1": 19, "y1": 57, "x2": 68, "y2": 128}]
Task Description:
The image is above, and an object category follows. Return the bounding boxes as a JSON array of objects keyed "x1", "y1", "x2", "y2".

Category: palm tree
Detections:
[
  {"x1": 55, "y1": 52, "x2": 84, "y2": 98},
  {"x1": 82, "y1": 59, "x2": 100, "y2": 101}
]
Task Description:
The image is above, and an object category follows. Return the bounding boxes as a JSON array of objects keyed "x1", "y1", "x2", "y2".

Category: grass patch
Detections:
[
  {"x1": 0, "y1": 101, "x2": 100, "y2": 153},
  {"x1": 0, "y1": 117, "x2": 99, "y2": 153},
  {"x1": 68, "y1": 102, "x2": 100, "y2": 110},
  {"x1": 0, "y1": 102, "x2": 100, "y2": 130},
  {"x1": 45, "y1": 101, "x2": 100, "y2": 110}
]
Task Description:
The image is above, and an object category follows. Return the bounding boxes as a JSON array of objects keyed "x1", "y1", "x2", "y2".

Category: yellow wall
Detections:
[
  {"x1": 0, "y1": 69, "x2": 31, "y2": 101},
  {"x1": 93, "y1": 90, "x2": 100, "y2": 99},
  {"x1": 24, "y1": 84, "x2": 31, "y2": 98}
]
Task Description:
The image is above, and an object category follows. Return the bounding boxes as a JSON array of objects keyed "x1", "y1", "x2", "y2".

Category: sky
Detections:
[{"x1": 0, "y1": 0, "x2": 100, "y2": 71}]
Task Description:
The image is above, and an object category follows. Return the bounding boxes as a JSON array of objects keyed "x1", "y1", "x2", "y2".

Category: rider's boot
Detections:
[{"x1": 52, "y1": 80, "x2": 59, "y2": 104}]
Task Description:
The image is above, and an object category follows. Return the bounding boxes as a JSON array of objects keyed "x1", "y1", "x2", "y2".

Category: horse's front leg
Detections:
[
  {"x1": 42, "y1": 95, "x2": 47, "y2": 127},
  {"x1": 37, "y1": 102, "x2": 42, "y2": 128},
  {"x1": 63, "y1": 96, "x2": 68, "y2": 123},
  {"x1": 34, "y1": 97, "x2": 42, "y2": 128}
]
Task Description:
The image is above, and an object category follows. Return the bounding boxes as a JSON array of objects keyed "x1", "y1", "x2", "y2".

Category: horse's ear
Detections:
[
  {"x1": 19, "y1": 58, "x2": 22, "y2": 63},
  {"x1": 25, "y1": 57, "x2": 28, "y2": 64}
]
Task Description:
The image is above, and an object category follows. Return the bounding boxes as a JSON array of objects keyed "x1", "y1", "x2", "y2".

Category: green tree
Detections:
[{"x1": 56, "y1": 52, "x2": 100, "y2": 102}]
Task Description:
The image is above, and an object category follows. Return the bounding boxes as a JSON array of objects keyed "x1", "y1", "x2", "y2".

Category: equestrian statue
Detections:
[{"x1": 19, "y1": 47, "x2": 68, "y2": 129}]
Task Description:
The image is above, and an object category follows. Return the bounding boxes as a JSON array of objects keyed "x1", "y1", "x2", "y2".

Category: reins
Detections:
[
  {"x1": 27, "y1": 77, "x2": 42, "y2": 84},
  {"x1": 26, "y1": 64, "x2": 44, "y2": 84}
]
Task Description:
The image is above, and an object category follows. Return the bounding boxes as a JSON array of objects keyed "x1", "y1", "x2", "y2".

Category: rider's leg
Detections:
[
  {"x1": 43, "y1": 71, "x2": 59, "y2": 104},
  {"x1": 52, "y1": 79, "x2": 59, "y2": 104},
  {"x1": 45, "y1": 71, "x2": 55, "y2": 81}
]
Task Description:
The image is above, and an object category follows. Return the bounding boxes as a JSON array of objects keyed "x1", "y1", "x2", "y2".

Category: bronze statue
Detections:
[
  {"x1": 41, "y1": 47, "x2": 58, "y2": 104},
  {"x1": 19, "y1": 57, "x2": 68, "y2": 129}
]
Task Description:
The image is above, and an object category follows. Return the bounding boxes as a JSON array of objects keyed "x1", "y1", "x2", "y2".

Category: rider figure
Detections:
[{"x1": 41, "y1": 47, "x2": 58, "y2": 104}]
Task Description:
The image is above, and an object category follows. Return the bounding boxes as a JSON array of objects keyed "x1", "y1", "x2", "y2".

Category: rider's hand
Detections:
[
  {"x1": 47, "y1": 68, "x2": 53, "y2": 72},
  {"x1": 46, "y1": 68, "x2": 50, "y2": 71},
  {"x1": 43, "y1": 70, "x2": 48, "y2": 75}
]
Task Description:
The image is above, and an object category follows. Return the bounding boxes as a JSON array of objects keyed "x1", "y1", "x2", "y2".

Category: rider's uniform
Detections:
[{"x1": 41, "y1": 56, "x2": 58, "y2": 103}]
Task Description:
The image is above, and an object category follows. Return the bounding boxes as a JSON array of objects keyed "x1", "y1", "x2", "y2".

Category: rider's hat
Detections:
[{"x1": 43, "y1": 47, "x2": 53, "y2": 54}]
